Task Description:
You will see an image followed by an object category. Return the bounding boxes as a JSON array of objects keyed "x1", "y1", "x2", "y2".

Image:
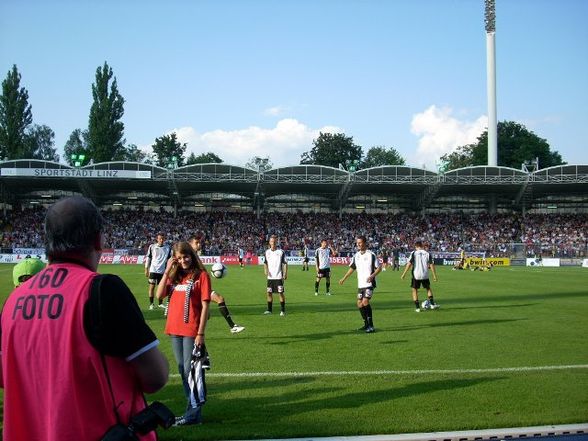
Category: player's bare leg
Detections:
[
  {"x1": 148, "y1": 283, "x2": 156, "y2": 309},
  {"x1": 426, "y1": 288, "x2": 438, "y2": 309},
  {"x1": 264, "y1": 292, "x2": 273, "y2": 314},
  {"x1": 357, "y1": 297, "x2": 374, "y2": 332},
  {"x1": 412, "y1": 287, "x2": 420, "y2": 311},
  {"x1": 212, "y1": 292, "x2": 244, "y2": 333},
  {"x1": 314, "y1": 275, "x2": 321, "y2": 295}
]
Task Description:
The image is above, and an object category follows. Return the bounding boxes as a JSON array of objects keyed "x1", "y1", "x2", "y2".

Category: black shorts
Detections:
[
  {"x1": 303, "y1": 257, "x2": 309, "y2": 263},
  {"x1": 267, "y1": 279, "x2": 284, "y2": 294},
  {"x1": 317, "y1": 268, "x2": 331, "y2": 278},
  {"x1": 148, "y1": 272, "x2": 164, "y2": 285},
  {"x1": 382, "y1": 257, "x2": 389, "y2": 263},
  {"x1": 239, "y1": 257, "x2": 243, "y2": 263},
  {"x1": 411, "y1": 278, "x2": 431, "y2": 290},
  {"x1": 357, "y1": 287, "x2": 375, "y2": 300}
]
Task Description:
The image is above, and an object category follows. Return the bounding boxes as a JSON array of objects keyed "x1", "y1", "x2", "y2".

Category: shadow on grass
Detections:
[
  {"x1": 154, "y1": 375, "x2": 506, "y2": 439},
  {"x1": 210, "y1": 296, "x2": 539, "y2": 318},
  {"x1": 213, "y1": 375, "x2": 319, "y2": 393},
  {"x1": 204, "y1": 376, "x2": 504, "y2": 423},
  {"x1": 217, "y1": 317, "x2": 526, "y2": 345},
  {"x1": 447, "y1": 291, "x2": 587, "y2": 303},
  {"x1": 224, "y1": 294, "x2": 411, "y2": 316},
  {"x1": 391, "y1": 317, "x2": 526, "y2": 332},
  {"x1": 213, "y1": 287, "x2": 587, "y2": 316},
  {"x1": 447, "y1": 303, "x2": 536, "y2": 310}
]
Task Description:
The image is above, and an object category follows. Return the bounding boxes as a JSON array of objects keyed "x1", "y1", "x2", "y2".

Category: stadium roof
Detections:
[{"x1": 1, "y1": 159, "x2": 587, "y2": 212}]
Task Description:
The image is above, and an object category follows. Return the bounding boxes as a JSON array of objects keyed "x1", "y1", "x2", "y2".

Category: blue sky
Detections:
[{"x1": 1, "y1": 0, "x2": 587, "y2": 169}]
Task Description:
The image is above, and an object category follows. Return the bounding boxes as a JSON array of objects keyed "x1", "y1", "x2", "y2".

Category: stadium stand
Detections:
[
  {"x1": 1, "y1": 207, "x2": 585, "y2": 258},
  {"x1": 0, "y1": 160, "x2": 586, "y2": 257}
]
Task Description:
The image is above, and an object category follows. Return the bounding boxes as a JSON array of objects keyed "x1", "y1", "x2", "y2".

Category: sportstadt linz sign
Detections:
[{"x1": 0, "y1": 168, "x2": 152, "y2": 179}]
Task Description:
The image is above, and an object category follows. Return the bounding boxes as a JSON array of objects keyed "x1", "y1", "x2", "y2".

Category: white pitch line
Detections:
[{"x1": 169, "y1": 364, "x2": 588, "y2": 378}]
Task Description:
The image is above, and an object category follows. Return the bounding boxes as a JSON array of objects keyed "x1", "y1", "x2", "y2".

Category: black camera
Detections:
[{"x1": 101, "y1": 401, "x2": 175, "y2": 441}]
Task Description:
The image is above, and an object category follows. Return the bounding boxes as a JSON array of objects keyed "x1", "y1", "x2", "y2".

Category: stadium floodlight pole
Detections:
[{"x1": 485, "y1": 0, "x2": 498, "y2": 166}]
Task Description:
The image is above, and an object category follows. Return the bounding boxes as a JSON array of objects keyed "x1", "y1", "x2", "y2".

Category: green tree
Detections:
[
  {"x1": 440, "y1": 121, "x2": 564, "y2": 171},
  {"x1": 124, "y1": 143, "x2": 152, "y2": 163},
  {"x1": 475, "y1": 121, "x2": 563, "y2": 169},
  {"x1": 186, "y1": 152, "x2": 223, "y2": 165},
  {"x1": 25, "y1": 124, "x2": 59, "y2": 161},
  {"x1": 64, "y1": 129, "x2": 90, "y2": 166},
  {"x1": 300, "y1": 132, "x2": 363, "y2": 169},
  {"x1": 438, "y1": 143, "x2": 476, "y2": 171},
  {"x1": 152, "y1": 133, "x2": 186, "y2": 168},
  {"x1": 87, "y1": 62, "x2": 126, "y2": 163},
  {"x1": 361, "y1": 146, "x2": 405, "y2": 168},
  {"x1": 0, "y1": 65, "x2": 33, "y2": 159},
  {"x1": 245, "y1": 156, "x2": 273, "y2": 172}
]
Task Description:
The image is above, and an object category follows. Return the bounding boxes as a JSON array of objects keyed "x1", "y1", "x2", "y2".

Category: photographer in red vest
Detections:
[{"x1": 1, "y1": 196, "x2": 169, "y2": 441}]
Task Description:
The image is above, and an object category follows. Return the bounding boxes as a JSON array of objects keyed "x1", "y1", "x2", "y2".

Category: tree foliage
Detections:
[
  {"x1": 25, "y1": 124, "x2": 59, "y2": 161},
  {"x1": 152, "y1": 133, "x2": 186, "y2": 168},
  {"x1": 124, "y1": 143, "x2": 152, "y2": 163},
  {"x1": 440, "y1": 121, "x2": 564, "y2": 171},
  {"x1": 245, "y1": 156, "x2": 273, "y2": 172},
  {"x1": 361, "y1": 146, "x2": 405, "y2": 168},
  {"x1": 186, "y1": 152, "x2": 223, "y2": 165},
  {"x1": 64, "y1": 129, "x2": 90, "y2": 166},
  {"x1": 300, "y1": 132, "x2": 363, "y2": 169},
  {"x1": 438, "y1": 143, "x2": 475, "y2": 172},
  {"x1": 87, "y1": 62, "x2": 126, "y2": 163},
  {"x1": 0, "y1": 65, "x2": 33, "y2": 159}
]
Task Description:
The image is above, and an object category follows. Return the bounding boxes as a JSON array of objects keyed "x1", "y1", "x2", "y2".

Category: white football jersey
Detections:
[
  {"x1": 265, "y1": 248, "x2": 286, "y2": 280},
  {"x1": 315, "y1": 247, "x2": 332, "y2": 270},
  {"x1": 350, "y1": 250, "x2": 379, "y2": 289},
  {"x1": 145, "y1": 243, "x2": 171, "y2": 274},
  {"x1": 408, "y1": 249, "x2": 432, "y2": 280}
]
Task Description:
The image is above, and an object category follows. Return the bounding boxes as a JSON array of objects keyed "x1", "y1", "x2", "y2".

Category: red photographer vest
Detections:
[{"x1": 1, "y1": 263, "x2": 155, "y2": 441}]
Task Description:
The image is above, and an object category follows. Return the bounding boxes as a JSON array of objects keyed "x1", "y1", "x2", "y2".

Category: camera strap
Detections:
[{"x1": 90, "y1": 274, "x2": 122, "y2": 425}]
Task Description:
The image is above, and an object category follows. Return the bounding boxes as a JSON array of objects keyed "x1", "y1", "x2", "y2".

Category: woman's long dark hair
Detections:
[{"x1": 168, "y1": 241, "x2": 206, "y2": 284}]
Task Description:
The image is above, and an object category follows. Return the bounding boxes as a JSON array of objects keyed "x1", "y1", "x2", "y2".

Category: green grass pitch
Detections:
[{"x1": 1, "y1": 263, "x2": 587, "y2": 440}]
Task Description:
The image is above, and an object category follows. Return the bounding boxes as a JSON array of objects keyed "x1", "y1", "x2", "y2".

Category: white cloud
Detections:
[
  {"x1": 169, "y1": 119, "x2": 342, "y2": 167},
  {"x1": 410, "y1": 105, "x2": 487, "y2": 169},
  {"x1": 263, "y1": 105, "x2": 288, "y2": 117}
]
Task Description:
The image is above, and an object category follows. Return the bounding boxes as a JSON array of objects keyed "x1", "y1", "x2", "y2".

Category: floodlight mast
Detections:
[{"x1": 485, "y1": 0, "x2": 497, "y2": 167}]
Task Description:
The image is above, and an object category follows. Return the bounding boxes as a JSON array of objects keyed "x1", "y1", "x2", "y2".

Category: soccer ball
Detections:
[
  {"x1": 421, "y1": 299, "x2": 431, "y2": 310},
  {"x1": 211, "y1": 262, "x2": 227, "y2": 279}
]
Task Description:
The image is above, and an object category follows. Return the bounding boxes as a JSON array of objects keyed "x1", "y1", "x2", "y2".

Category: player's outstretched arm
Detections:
[
  {"x1": 430, "y1": 263, "x2": 438, "y2": 282},
  {"x1": 144, "y1": 247, "x2": 151, "y2": 277},
  {"x1": 339, "y1": 268, "x2": 354, "y2": 285},
  {"x1": 400, "y1": 263, "x2": 412, "y2": 280},
  {"x1": 368, "y1": 265, "x2": 383, "y2": 282}
]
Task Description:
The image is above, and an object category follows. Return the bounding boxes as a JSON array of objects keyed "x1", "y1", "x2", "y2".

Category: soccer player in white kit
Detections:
[
  {"x1": 144, "y1": 233, "x2": 172, "y2": 310},
  {"x1": 339, "y1": 235, "x2": 382, "y2": 333},
  {"x1": 401, "y1": 240, "x2": 439, "y2": 311},
  {"x1": 264, "y1": 235, "x2": 288, "y2": 316},
  {"x1": 314, "y1": 239, "x2": 337, "y2": 295}
]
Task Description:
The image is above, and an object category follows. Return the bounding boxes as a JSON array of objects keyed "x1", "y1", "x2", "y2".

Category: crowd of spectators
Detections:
[{"x1": 1, "y1": 206, "x2": 586, "y2": 258}]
